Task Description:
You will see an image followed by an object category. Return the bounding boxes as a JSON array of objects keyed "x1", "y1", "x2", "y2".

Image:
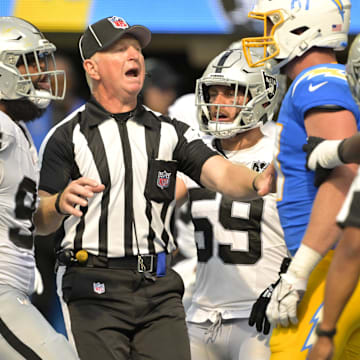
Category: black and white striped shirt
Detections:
[{"x1": 39, "y1": 98, "x2": 217, "y2": 258}]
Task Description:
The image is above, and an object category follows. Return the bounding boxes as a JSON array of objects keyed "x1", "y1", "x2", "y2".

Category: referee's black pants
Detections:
[{"x1": 59, "y1": 265, "x2": 191, "y2": 360}]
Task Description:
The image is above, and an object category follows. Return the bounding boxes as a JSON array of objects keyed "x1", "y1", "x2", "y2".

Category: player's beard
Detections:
[{"x1": 2, "y1": 98, "x2": 47, "y2": 123}]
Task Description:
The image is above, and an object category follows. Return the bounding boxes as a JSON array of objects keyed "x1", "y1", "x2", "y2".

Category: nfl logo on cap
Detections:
[{"x1": 108, "y1": 16, "x2": 129, "y2": 29}]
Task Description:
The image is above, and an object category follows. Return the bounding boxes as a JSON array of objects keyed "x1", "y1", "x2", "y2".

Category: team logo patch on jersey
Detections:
[
  {"x1": 107, "y1": 16, "x2": 129, "y2": 29},
  {"x1": 93, "y1": 282, "x2": 106, "y2": 294},
  {"x1": 262, "y1": 71, "x2": 277, "y2": 100},
  {"x1": 252, "y1": 161, "x2": 269, "y2": 173},
  {"x1": 157, "y1": 170, "x2": 171, "y2": 189}
]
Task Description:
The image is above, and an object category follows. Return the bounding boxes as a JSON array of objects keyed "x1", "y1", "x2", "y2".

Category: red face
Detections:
[{"x1": 92, "y1": 35, "x2": 145, "y2": 98}]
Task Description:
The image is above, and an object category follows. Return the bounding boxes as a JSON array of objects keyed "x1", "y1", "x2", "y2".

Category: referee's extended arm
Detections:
[{"x1": 200, "y1": 155, "x2": 276, "y2": 201}]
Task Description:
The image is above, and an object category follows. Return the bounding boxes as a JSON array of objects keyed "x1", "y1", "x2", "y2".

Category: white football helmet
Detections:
[
  {"x1": 0, "y1": 16, "x2": 66, "y2": 108},
  {"x1": 346, "y1": 34, "x2": 360, "y2": 106},
  {"x1": 227, "y1": 40, "x2": 243, "y2": 50},
  {"x1": 242, "y1": 0, "x2": 351, "y2": 73},
  {"x1": 196, "y1": 47, "x2": 281, "y2": 139}
]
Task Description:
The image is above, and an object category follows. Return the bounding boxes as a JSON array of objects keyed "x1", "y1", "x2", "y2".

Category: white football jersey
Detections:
[
  {"x1": 0, "y1": 111, "x2": 39, "y2": 295},
  {"x1": 182, "y1": 126, "x2": 288, "y2": 323}
]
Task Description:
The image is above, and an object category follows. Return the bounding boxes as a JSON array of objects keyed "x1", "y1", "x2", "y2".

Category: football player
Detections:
[
  {"x1": 0, "y1": 16, "x2": 78, "y2": 359},
  {"x1": 243, "y1": 1, "x2": 360, "y2": 359},
  {"x1": 176, "y1": 47, "x2": 289, "y2": 360},
  {"x1": 304, "y1": 33, "x2": 360, "y2": 360}
]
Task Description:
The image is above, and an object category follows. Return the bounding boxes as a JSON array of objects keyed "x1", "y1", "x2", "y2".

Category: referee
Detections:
[{"x1": 34, "y1": 16, "x2": 275, "y2": 360}]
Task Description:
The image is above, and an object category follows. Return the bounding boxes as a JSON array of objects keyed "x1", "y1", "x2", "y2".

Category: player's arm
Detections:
[
  {"x1": 339, "y1": 133, "x2": 360, "y2": 163},
  {"x1": 308, "y1": 226, "x2": 360, "y2": 360},
  {"x1": 267, "y1": 109, "x2": 358, "y2": 327},
  {"x1": 34, "y1": 177, "x2": 105, "y2": 235},
  {"x1": 200, "y1": 155, "x2": 275, "y2": 201},
  {"x1": 320, "y1": 226, "x2": 360, "y2": 333},
  {"x1": 304, "y1": 132, "x2": 360, "y2": 172},
  {"x1": 302, "y1": 108, "x2": 358, "y2": 255}
]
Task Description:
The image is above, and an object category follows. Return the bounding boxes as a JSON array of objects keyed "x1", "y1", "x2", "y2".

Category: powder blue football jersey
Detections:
[{"x1": 274, "y1": 63, "x2": 360, "y2": 255}]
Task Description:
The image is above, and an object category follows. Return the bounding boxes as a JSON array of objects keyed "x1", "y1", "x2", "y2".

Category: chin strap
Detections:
[{"x1": 29, "y1": 89, "x2": 52, "y2": 109}]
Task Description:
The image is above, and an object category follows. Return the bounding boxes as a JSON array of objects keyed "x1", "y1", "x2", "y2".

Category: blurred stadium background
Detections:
[{"x1": 2, "y1": 0, "x2": 359, "y2": 98}]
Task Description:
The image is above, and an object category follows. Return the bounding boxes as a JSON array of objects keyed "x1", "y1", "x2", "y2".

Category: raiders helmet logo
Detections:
[
  {"x1": 262, "y1": 71, "x2": 277, "y2": 100},
  {"x1": 252, "y1": 161, "x2": 269, "y2": 173}
]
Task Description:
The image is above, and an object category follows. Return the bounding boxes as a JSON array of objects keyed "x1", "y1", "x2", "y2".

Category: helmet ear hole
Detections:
[{"x1": 290, "y1": 26, "x2": 309, "y2": 36}]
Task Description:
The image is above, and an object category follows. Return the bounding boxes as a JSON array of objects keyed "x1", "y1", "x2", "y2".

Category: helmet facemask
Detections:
[{"x1": 242, "y1": 9, "x2": 284, "y2": 69}]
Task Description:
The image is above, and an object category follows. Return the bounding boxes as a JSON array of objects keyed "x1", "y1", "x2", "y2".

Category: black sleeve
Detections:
[
  {"x1": 39, "y1": 122, "x2": 75, "y2": 194},
  {"x1": 171, "y1": 118, "x2": 219, "y2": 185}
]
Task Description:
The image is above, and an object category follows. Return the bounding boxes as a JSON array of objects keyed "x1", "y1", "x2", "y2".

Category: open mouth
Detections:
[
  {"x1": 125, "y1": 68, "x2": 139, "y2": 77},
  {"x1": 211, "y1": 112, "x2": 229, "y2": 121},
  {"x1": 33, "y1": 74, "x2": 51, "y2": 91},
  {"x1": 36, "y1": 81, "x2": 51, "y2": 91}
]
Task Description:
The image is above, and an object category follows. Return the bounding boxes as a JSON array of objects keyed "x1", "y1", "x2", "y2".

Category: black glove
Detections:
[
  {"x1": 302, "y1": 136, "x2": 333, "y2": 187},
  {"x1": 248, "y1": 257, "x2": 291, "y2": 335}
]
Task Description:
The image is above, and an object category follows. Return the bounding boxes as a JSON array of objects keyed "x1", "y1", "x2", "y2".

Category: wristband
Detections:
[
  {"x1": 289, "y1": 243, "x2": 322, "y2": 280},
  {"x1": 318, "y1": 139, "x2": 344, "y2": 169},
  {"x1": 252, "y1": 175, "x2": 259, "y2": 192},
  {"x1": 55, "y1": 190, "x2": 68, "y2": 216},
  {"x1": 315, "y1": 324, "x2": 336, "y2": 339}
]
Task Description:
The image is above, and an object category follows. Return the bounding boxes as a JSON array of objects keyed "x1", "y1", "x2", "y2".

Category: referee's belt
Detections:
[{"x1": 56, "y1": 249, "x2": 171, "y2": 273}]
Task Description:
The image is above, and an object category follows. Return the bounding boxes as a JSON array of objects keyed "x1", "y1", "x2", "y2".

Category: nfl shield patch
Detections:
[
  {"x1": 93, "y1": 282, "x2": 106, "y2": 294},
  {"x1": 107, "y1": 16, "x2": 129, "y2": 29},
  {"x1": 157, "y1": 170, "x2": 171, "y2": 189}
]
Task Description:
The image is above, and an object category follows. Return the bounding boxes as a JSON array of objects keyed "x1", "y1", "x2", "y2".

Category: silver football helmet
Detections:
[
  {"x1": 346, "y1": 34, "x2": 360, "y2": 106},
  {"x1": 0, "y1": 16, "x2": 66, "y2": 108},
  {"x1": 196, "y1": 47, "x2": 282, "y2": 139}
]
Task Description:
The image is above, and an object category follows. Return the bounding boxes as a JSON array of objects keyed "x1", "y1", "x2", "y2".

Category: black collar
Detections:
[
  {"x1": 212, "y1": 138, "x2": 227, "y2": 158},
  {"x1": 85, "y1": 96, "x2": 156, "y2": 129}
]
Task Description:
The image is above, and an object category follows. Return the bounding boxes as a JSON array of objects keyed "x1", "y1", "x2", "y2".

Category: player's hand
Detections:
[
  {"x1": 254, "y1": 162, "x2": 276, "y2": 196},
  {"x1": 266, "y1": 269, "x2": 307, "y2": 327},
  {"x1": 249, "y1": 282, "x2": 275, "y2": 335},
  {"x1": 303, "y1": 137, "x2": 344, "y2": 187},
  {"x1": 57, "y1": 177, "x2": 105, "y2": 217},
  {"x1": 249, "y1": 257, "x2": 291, "y2": 334},
  {"x1": 307, "y1": 337, "x2": 334, "y2": 360}
]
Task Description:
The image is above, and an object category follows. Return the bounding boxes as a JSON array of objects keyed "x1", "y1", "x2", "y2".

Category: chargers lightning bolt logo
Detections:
[
  {"x1": 302, "y1": 302, "x2": 324, "y2": 352},
  {"x1": 330, "y1": 0, "x2": 345, "y2": 20},
  {"x1": 291, "y1": 0, "x2": 344, "y2": 19}
]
